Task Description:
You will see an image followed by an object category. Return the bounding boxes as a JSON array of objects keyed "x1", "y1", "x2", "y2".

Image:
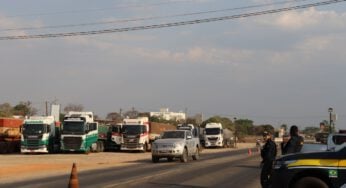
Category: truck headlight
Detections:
[{"x1": 273, "y1": 160, "x2": 296, "y2": 169}]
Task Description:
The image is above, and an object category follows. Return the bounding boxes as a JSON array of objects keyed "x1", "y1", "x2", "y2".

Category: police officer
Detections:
[
  {"x1": 260, "y1": 131, "x2": 277, "y2": 188},
  {"x1": 282, "y1": 125, "x2": 304, "y2": 155}
]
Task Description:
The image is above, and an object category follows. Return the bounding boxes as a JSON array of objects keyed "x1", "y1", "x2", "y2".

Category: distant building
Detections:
[{"x1": 150, "y1": 108, "x2": 186, "y2": 121}]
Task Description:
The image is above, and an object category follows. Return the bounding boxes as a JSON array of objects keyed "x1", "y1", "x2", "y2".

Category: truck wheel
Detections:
[
  {"x1": 192, "y1": 147, "x2": 200, "y2": 160},
  {"x1": 100, "y1": 142, "x2": 104, "y2": 152},
  {"x1": 294, "y1": 177, "x2": 328, "y2": 188},
  {"x1": 143, "y1": 143, "x2": 147, "y2": 153},
  {"x1": 180, "y1": 148, "x2": 188, "y2": 163},
  {"x1": 167, "y1": 157, "x2": 174, "y2": 162},
  {"x1": 152, "y1": 156, "x2": 159, "y2": 163}
]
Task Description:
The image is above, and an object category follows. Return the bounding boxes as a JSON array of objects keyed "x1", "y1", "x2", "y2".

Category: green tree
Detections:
[
  {"x1": 280, "y1": 124, "x2": 288, "y2": 132},
  {"x1": 13, "y1": 101, "x2": 37, "y2": 116},
  {"x1": 303, "y1": 126, "x2": 320, "y2": 136},
  {"x1": 201, "y1": 116, "x2": 234, "y2": 130},
  {"x1": 234, "y1": 119, "x2": 254, "y2": 136},
  {"x1": 63, "y1": 103, "x2": 84, "y2": 113},
  {"x1": 0, "y1": 103, "x2": 13, "y2": 117}
]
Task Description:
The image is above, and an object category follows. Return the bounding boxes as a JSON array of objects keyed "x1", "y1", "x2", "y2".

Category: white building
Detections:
[{"x1": 150, "y1": 108, "x2": 186, "y2": 121}]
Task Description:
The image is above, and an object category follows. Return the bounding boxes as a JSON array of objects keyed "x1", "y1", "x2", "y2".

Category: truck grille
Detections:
[
  {"x1": 208, "y1": 137, "x2": 218, "y2": 141},
  {"x1": 123, "y1": 138, "x2": 140, "y2": 148},
  {"x1": 26, "y1": 139, "x2": 40, "y2": 149},
  {"x1": 63, "y1": 137, "x2": 82, "y2": 150}
]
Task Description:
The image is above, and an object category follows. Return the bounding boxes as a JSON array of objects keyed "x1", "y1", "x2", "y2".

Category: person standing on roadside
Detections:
[
  {"x1": 282, "y1": 125, "x2": 304, "y2": 155},
  {"x1": 280, "y1": 134, "x2": 290, "y2": 155},
  {"x1": 260, "y1": 131, "x2": 277, "y2": 188}
]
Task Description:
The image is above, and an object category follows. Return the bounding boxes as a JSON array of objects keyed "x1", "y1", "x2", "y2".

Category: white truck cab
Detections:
[{"x1": 204, "y1": 123, "x2": 224, "y2": 147}]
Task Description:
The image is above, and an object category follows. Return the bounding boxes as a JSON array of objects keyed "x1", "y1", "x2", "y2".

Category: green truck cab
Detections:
[
  {"x1": 60, "y1": 111, "x2": 105, "y2": 153},
  {"x1": 272, "y1": 144, "x2": 346, "y2": 188},
  {"x1": 21, "y1": 116, "x2": 60, "y2": 154}
]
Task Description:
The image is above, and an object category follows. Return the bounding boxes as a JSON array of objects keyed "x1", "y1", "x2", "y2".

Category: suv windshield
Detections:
[
  {"x1": 23, "y1": 124, "x2": 46, "y2": 135},
  {"x1": 162, "y1": 131, "x2": 185, "y2": 139}
]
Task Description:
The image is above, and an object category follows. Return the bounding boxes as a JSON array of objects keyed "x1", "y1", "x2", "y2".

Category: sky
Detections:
[{"x1": 1, "y1": 0, "x2": 346, "y2": 129}]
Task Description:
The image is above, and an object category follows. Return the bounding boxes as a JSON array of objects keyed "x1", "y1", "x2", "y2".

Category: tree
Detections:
[
  {"x1": 106, "y1": 112, "x2": 122, "y2": 122},
  {"x1": 280, "y1": 124, "x2": 288, "y2": 132},
  {"x1": 303, "y1": 126, "x2": 320, "y2": 137},
  {"x1": 13, "y1": 101, "x2": 37, "y2": 116},
  {"x1": 0, "y1": 103, "x2": 13, "y2": 117},
  {"x1": 123, "y1": 107, "x2": 139, "y2": 119},
  {"x1": 63, "y1": 104, "x2": 84, "y2": 113},
  {"x1": 234, "y1": 119, "x2": 254, "y2": 136}
]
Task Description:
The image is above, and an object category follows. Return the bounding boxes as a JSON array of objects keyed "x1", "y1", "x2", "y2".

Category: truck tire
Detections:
[
  {"x1": 0, "y1": 142, "x2": 7, "y2": 154},
  {"x1": 152, "y1": 156, "x2": 159, "y2": 163},
  {"x1": 180, "y1": 148, "x2": 188, "y2": 163},
  {"x1": 142, "y1": 143, "x2": 147, "y2": 153},
  {"x1": 294, "y1": 177, "x2": 329, "y2": 188},
  {"x1": 100, "y1": 141, "x2": 105, "y2": 152},
  {"x1": 167, "y1": 157, "x2": 174, "y2": 162},
  {"x1": 192, "y1": 147, "x2": 199, "y2": 160}
]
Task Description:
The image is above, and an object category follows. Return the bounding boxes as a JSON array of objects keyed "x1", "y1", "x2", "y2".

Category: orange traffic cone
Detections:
[
  {"x1": 68, "y1": 163, "x2": 79, "y2": 188},
  {"x1": 248, "y1": 148, "x2": 252, "y2": 156}
]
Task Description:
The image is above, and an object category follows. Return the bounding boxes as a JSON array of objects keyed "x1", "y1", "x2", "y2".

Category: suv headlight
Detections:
[
  {"x1": 273, "y1": 160, "x2": 297, "y2": 169},
  {"x1": 173, "y1": 143, "x2": 183, "y2": 148}
]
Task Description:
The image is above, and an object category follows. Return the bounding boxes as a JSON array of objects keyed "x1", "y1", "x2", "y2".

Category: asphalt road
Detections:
[{"x1": 1, "y1": 148, "x2": 262, "y2": 188}]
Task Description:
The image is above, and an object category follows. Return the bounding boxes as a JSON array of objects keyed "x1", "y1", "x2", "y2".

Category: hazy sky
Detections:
[{"x1": 1, "y1": 0, "x2": 346, "y2": 129}]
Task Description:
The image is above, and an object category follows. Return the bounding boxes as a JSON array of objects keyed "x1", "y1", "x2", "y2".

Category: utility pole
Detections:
[
  {"x1": 45, "y1": 101, "x2": 49, "y2": 116},
  {"x1": 328, "y1": 107, "x2": 333, "y2": 133}
]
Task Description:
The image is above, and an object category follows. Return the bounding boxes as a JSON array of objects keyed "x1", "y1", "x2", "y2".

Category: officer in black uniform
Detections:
[
  {"x1": 260, "y1": 131, "x2": 277, "y2": 188},
  {"x1": 282, "y1": 125, "x2": 304, "y2": 155}
]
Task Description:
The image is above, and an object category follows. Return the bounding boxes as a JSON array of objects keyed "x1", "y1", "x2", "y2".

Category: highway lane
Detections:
[{"x1": 0, "y1": 148, "x2": 262, "y2": 188}]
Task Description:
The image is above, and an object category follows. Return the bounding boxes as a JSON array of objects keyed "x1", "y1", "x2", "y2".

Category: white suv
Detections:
[{"x1": 151, "y1": 130, "x2": 200, "y2": 163}]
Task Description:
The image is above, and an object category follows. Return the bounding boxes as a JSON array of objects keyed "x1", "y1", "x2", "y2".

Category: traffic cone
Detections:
[
  {"x1": 248, "y1": 148, "x2": 252, "y2": 156},
  {"x1": 68, "y1": 163, "x2": 79, "y2": 188}
]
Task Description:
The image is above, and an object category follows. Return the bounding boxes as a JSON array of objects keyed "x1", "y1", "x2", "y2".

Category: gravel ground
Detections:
[{"x1": 0, "y1": 143, "x2": 256, "y2": 184}]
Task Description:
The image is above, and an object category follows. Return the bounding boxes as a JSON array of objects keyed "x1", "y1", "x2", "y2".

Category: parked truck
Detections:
[
  {"x1": 0, "y1": 118, "x2": 23, "y2": 154},
  {"x1": 121, "y1": 117, "x2": 176, "y2": 152},
  {"x1": 106, "y1": 123, "x2": 122, "y2": 151},
  {"x1": 60, "y1": 111, "x2": 104, "y2": 153},
  {"x1": 204, "y1": 123, "x2": 234, "y2": 148},
  {"x1": 21, "y1": 116, "x2": 60, "y2": 154}
]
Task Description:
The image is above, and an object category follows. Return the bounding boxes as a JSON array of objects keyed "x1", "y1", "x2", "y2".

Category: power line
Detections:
[
  {"x1": 0, "y1": 0, "x2": 345, "y2": 40},
  {"x1": 4, "y1": 0, "x2": 192, "y2": 18},
  {"x1": 1, "y1": 0, "x2": 312, "y2": 32}
]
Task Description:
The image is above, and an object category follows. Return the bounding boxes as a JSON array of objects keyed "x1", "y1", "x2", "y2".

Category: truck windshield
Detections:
[
  {"x1": 162, "y1": 131, "x2": 185, "y2": 139},
  {"x1": 23, "y1": 124, "x2": 46, "y2": 135},
  {"x1": 122, "y1": 125, "x2": 146, "y2": 135},
  {"x1": 205, "y1": 128, "x2": 221, "y2": 135},
  {"x1": 62, "y1": 121, "x2": 84, "y2": 134}
]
